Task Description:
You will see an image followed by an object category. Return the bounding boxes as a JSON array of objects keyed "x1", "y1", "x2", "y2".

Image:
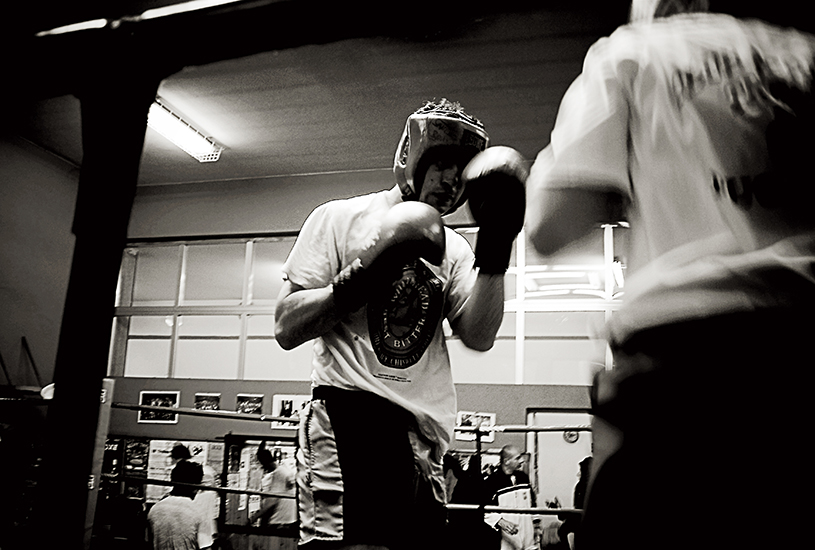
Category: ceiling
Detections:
[
  {"x1": 6, "y1": 0, "x2": 631, "y2": 188},
  {"x1": 5, "y1": 1, "x2": 808, "y2": 191}
]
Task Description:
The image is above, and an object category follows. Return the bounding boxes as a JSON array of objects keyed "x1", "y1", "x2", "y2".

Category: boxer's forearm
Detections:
[
  {"x1": 453, "y1": 273, "x2": 504, "y2": 351},
  {"x1": 274, "y1": 282, "x2": 342, "y2": 349}
]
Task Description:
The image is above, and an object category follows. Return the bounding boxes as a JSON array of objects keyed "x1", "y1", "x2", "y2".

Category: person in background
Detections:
[
  {"x1": 170, "y1": 443, "x2": 192, "y2": 466},
  {"x1": 539, "y1": 456, "x2": 592, "y2": 549},
  {"x1": 525, "y1": 0, "x2": 814, "y2": 548},
  {"x1": 483, "y1": 445, "x2": 539, "y2": 550},
  {"x1": 447, "y1": 453, "x2": 500, "y2": 550},
  {"x1": 147, "y1": 460, "x2": 206, "y2": 550},
  {"x1": 249, "y1": 442, "x2": 297, "y2": 537},
  {"x1": 275, "y1": 98, "x2": 527, "y2": 550},
  {"x1": 194, "y1": 462, "x2": 219, "y2": 550}
]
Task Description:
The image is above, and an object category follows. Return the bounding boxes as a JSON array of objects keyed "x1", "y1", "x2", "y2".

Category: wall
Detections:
[
  {"x1": 108, "y1": 376, "x2": 590, "y2": 453},
  {"x1": 128, "y1": 169, "x2": 476, "y2": 239},
  {"x1": 0, "y1": 135, "x2": 79, "y2": 388}
]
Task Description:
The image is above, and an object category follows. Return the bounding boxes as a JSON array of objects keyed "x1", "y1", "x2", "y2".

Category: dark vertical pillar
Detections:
[{"x1": 35, "y1": 57, "x2": 162, "y2": 549}]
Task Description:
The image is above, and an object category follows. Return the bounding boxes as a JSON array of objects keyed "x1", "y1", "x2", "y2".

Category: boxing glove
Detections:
[
  {"x1": 462, "y1": 146, "x2": 528, "y2": 274},
  {"x1": 332, "y1": 201, "x2": 446, "y2": 314}
]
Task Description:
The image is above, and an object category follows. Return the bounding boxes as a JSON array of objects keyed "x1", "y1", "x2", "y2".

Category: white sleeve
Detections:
[
  {"x1": 484, "y1": 512, "x2": 502, "y2": 530},
  {"x1": 281, "y1": 202, "x2": 341, "y2": 289},
  {"x1": 538, "y1": 37, "x2": 634, "y2": 199},
  {"x1": 442, "y1": 229, "x2": 477, "y2": 323}
]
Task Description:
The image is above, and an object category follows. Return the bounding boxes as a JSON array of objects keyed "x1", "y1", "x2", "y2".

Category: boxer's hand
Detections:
[
  {"x1": 332, "y1": 201, "x2": 445, "y2": 314},
  {"x1": 462, "y1": 146, "x2": 527, "y2": 274},
  {"x1": 497, "y1": 518, "x2": 519, "y2": 536}
]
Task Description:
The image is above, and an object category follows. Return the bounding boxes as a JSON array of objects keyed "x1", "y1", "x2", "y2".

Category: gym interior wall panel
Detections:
[
  {"x1": 108, "y1": 378, "x2": 590, "y2": 447},
  {"x1": 0, "y1": 136, "x2": 79, "y2": 387},
  {"x1": 109, "y1": 378, "x2": 313, "y2": 441},
  {"x1": 128, "y1": 169, "x2": 394, "y2": 239},
  {"x1": 453, "y1": 384, "x2": 591, "y2": 453}
]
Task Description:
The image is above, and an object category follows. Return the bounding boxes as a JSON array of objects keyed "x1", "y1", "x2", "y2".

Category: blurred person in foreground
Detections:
[{"x1": 525, "y1": 1, "x2": 814, "y2": 548}]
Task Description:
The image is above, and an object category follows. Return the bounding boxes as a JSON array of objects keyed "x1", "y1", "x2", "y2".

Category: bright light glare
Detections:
[
  {"x1": 141, "y1": 0, "x2": 244, "y2": 19},
  {"x1": 147, "y1": 102, "x2": 222, "y2": 162},
  {"x1": 36, "y1": 18, "x2": 108, "y2": 37}
]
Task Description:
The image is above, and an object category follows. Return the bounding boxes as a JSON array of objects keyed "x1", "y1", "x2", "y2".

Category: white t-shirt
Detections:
[
  {"x1": 192, "y1": 465, "x2": 218, "y2": 548},
  {"x1": 484, "y1": 485, "x2": 538, "y2": 550},
  {"x1": 533, "y1": 13, "x2": 815, "y2": 342},
  {"x1": 147, "y1": 495, "x2": 202, "y2": 550},
  {"x1": 282, "y1": 188, "x2": 476, "y2": 456},
  {"x1": 260, "y1": 463, "x2": 297, "y2": 524}
]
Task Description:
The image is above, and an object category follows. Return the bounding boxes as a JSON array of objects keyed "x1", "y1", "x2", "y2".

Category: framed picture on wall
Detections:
[
  {"x1": 195, "y1": 392, "x2": 221, "y2": 411},
  {"x1": 138, "y1": 391, "x2": 180, "y2": 424},
  {"x1": 236, "y1": 393, "x2": 263, "y2": 415},
  {"x1": 455, "y1": 411, "x2": 496, "y2": 442},
  {"x1": 271, "y1": 394, "x2": 310, "y2": 429}
]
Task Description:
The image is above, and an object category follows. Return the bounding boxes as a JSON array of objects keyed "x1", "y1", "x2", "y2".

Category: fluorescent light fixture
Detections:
[
  {"x1": 36, "y1": 18, "x2": 108, "y2": 37},
  {"x1": 36, "y1": 0, "x2": 245, "y2": 37},
  {"x1": 141, "y1": 0, "x2": 245, "y2": 20},
  {"x1": 147, "y1": 99, "x2": 223, "y2": 162}
]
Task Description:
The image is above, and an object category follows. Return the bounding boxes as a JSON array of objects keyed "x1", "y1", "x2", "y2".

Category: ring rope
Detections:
[
  {"x1": 110, "y1": 404, "x2": 590, "y2": 515},
  {"x1": 112, "y1": 402, "x2": 298, "y2": 424},
  {"x1": 117, "y1": 476, "x2": 579, "y2": 515},
  {"x1": 446, "y1": 504, "x2": 583, "y2": 515},
  {"x1": 118, "y1": 474, "x2": 296, "y2": 500},
  {"x1": 454, "y1": 424, "x2": 591, "y2": 433}
]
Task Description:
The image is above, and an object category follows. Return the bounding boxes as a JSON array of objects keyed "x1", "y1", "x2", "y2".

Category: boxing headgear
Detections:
[{"x1": 393, "y1": 99, "x2": 489, "y2": 211}]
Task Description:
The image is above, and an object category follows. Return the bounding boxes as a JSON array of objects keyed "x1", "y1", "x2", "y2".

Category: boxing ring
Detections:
[{"x1": 103, "y1": 397, "x2": 590, "y2": 531}]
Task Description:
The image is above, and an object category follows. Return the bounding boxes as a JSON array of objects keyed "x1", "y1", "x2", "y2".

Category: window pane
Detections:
[
  {"x1": 449, "y1": 339, "x2": 515, "y2": 384},
  {"x1": 174, "y1": 316, "x2": 241, "y2": 379},
  {"x1": 496, "y1": 312, "x2": 516, "y2": 338},
  {"x1": 175, "y1": 341, "x2": 240, "y2": 379},
  {"x1": 244, "y1": 340, "x2": 313, "y2": 381},
  {"x1": 184, "y1": 243, "x2": 246, "y2": 306},
  {"x1": 177, "y1": 315, "x2": 241, "y2": 336},
  {"x1": 244, "y1": 315, "x2": 311, "y2": 380},
  {"x1": 252, "y1": 239, "x2": 295, "y2": 305},
  {"x1": 123, "y1": 316, "x2": 172, "y2": 377},
  {"x1": 523, "y1": 340, "x2": 603, "y2": 385},
  {"x1": 124, "y1": 341, "x2": 170, "y2": 377},
  {"x1": 132, "y1": 246, "x2": 180, "y2": 306},
  {"x1": 246, "y1": 315, "x2": 274, "y2": 336},
  {"x1": 130, "y1": 315, "x2": 174, "y2": 336},
  {"x1": 525, "y1": 312, "x2": 605, "y2": 338}
]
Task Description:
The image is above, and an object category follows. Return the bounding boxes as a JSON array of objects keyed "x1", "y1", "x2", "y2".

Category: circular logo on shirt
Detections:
[{"x1": 368, "y1": 259, "x2": 443, "y2": 369}]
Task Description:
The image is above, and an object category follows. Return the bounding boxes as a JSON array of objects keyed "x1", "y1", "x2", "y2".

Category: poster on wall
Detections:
[
  {"x1": 195, "y1": 392, "x2": 221, "y2": 411},
  {"x1": 271, "y1": 394, "x2": 310, "y2": 429},
  {"x1": 236, "y1": 393, "x2": 263, "y2": 415},
  {"x1": 455, "y1": 411, "x2": 496, "y2": 443},
  {"x1": 138, "y1": 391, "x2": 180, "y2": 424}
]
